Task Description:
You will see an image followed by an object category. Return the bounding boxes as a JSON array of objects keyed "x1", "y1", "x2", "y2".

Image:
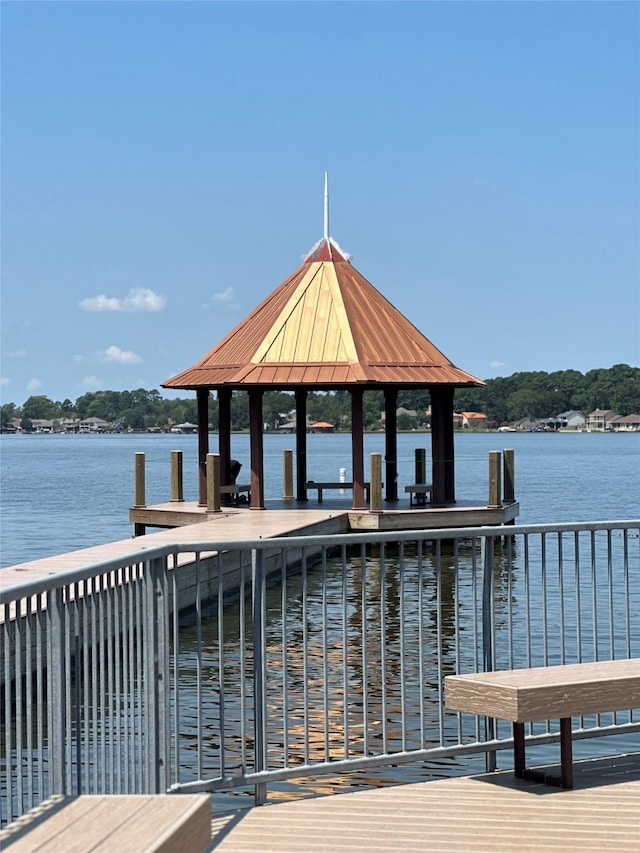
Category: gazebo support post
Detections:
[
  {"x1": 249, "y1": 388, "x2": 265, "y2": 509},
  {"x1": 197, "y1": 389, "x2": 210, "y2": 506},
  {"x1": 218, "y1": 388, "x2": 232, "y2": 485},
  {"x1": 351, "y1": 387, "x2": 366, "y2": 510},
  {"x1": 384, "y1": 388, "x2": 398, "y2": 502},
  {"x1": 430, "y1": 386, "x2": 455, "y2": 506},
  {"x1": 295, "y1": 389, "x2": 308, "y2": 501}
]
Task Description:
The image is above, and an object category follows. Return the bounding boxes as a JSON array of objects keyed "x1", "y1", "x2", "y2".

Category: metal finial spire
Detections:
[
  {"x1": 323, "y1": 171, "x2": 329, "y2": 241},
  {"x1": 302, "y1": 172, "x2": 351, "y2": 262}
]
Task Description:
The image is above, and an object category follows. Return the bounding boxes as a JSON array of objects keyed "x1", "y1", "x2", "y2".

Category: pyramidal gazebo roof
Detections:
[{"x1": 162, "y1": 236, "x2": 482, "y2": 391}]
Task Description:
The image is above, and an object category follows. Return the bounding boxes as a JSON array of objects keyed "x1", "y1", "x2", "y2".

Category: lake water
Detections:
[
  {"x1": 1, "y1": 431, "x2": 638, "y2": 568},
  {"x1": 1, "y1": 430, "x2": 638, "y2": 808}
]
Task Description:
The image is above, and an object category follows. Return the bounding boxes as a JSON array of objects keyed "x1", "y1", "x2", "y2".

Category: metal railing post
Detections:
[
  {"x1": 252, "y1": 548, "x2": 268, "y2": 805},
  {"x1": 48, "y1": 587, "x2": 67, "y2": 795},
  {"x1": 481, "y1": 535, "x2": 497, "y2": 771},
  {"x1": 144, "y1": 557, "x2": 168, "y2": 793}
]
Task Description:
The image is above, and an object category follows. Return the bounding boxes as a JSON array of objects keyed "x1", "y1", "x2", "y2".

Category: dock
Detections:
[
  {"x1": 2, "y1": 754, "x2": 637, "y2": 851},
  {"x1": 128, "y1": 497, "x2": 520, "y2": 535},
  {"x1": 0, "y1": 506, "x2": 347, "y2": 591},
  {"x1": 1, "y1": 497, "x2": 519, "y2": 590},
  {"x1": 206, "y1": 754, "x2": 640, "y2": 852}
]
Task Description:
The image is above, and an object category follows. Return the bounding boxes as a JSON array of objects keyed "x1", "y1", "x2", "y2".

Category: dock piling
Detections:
[
  {"x1": 488, "y1": 451, "x2": 502, "y2": 508},
  {"x1": 415, "y1": 448, "x2": 426, "y2": 484},
  {"x1": 283, "y1": 450, "x2": 294, "y2": 500},
  {"x1": 370, "y1": 453, "x2": 383, "y2": 512},
  {"x1": 134, "y1": 452, "x2": 146, "y2": 507},
  {"x1": 207, "y1": 453, "x2": 221, "y2": 512},
  {"x1": 503, "y1": 449, "x2": 515, "y2": 503},
  {"x1": 170, "y1": 450, "x2": 184, "y2": 502}
]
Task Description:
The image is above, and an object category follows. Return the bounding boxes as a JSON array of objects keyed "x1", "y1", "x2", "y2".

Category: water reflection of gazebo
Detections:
[{"x1": 162, "y1": 229, "x2": 482, "y2": 511}]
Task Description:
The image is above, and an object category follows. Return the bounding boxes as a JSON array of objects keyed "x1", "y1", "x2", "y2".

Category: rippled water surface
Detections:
[{"x1": 2, "y1": 430, "x2": 638, "y2": 567}]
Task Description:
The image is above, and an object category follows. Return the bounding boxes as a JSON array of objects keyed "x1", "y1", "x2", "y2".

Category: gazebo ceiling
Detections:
[{"x1": 162, "y1": 237, "x2": 483, "y2": 391}]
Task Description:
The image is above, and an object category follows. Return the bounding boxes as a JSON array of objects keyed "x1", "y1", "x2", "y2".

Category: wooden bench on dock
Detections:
[
  {"x1": 0, "y1": 793, "x2": 212, "y2": 852},
  {"x1": 445, "y1": 658, "x2": 640, "y2": 789},
  {"x1": 306, "y1": 480, "x2": 372, "y2": 503},
  {"x1": 404, "y1": 483, "x2": 433, "y2": 507},
  {"x1": 220, "y1": 483, "x2": 251, "y2": 506}
]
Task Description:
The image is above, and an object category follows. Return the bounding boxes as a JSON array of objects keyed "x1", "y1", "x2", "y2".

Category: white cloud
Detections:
[
  {"x1": 6, "y1": 349, "x2": 26, "y2": 359},
  {"x1": 26, "y1": 378, "x2": 42, "y2": 392},
  {"x1": 79, "y1": 288, "x2": 166, "y2": 312},
  {"x1": 73, "y1": 354, "x2": 86, "y2": 363},
  {"x1": 490, "y1": 360, "x2": 506, "y2": 369},
  {"x1": 205, "y1": 287, "x2": 240, "y2": 310},
  {"x1": 101, "y1": 345, "x2": 142, "y2": 364},
  {"x1": 81, "y1": 376, "x2": 103, "y2": 390},
  {"x1": 0, "y1": 377, "x2": 11, "y2": 386}
]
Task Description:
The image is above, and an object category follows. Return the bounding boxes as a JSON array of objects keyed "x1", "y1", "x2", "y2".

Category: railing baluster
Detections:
[{"x1": 252, "y1": 547, "x2": 268, "y2": 806}]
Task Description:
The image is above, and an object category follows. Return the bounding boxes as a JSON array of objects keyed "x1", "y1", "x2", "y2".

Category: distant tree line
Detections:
[{"x1": 1, "y1": 364, "x2": 638, "y2": 432}]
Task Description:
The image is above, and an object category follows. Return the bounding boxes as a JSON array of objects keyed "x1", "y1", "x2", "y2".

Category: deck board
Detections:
[{"x1": 207, "y1": 754, "x2": 640, "y2": 852}]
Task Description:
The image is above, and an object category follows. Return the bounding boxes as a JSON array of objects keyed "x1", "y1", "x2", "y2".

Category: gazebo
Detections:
[{"x1": 162, "y1": 227, "x2": 483, "y2": 511}]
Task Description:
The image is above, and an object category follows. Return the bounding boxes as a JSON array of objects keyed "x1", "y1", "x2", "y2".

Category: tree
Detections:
[
  {"x1": 0, "y1": 403, "x2": 18, "y2": 428},
  {"x1": 21, "y1": 395, "x2": 59, "y2": 421},
  {"x1": 263, "y1": 391, "x2": 295, "y2": 430},
  {"x1": 230, "y1": 392, "x2": 249, "y2": 431},
  {"x1": 397, "y1": 412, "x2": 417, "y2": 431}
]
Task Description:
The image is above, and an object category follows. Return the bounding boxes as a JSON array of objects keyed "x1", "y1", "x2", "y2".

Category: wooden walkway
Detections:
[
  {"x1": 1, "y1": 496, "x2": 519, "y2": 592},
  {"x1": 0, "y1": 507, "x2": 347, "y2": 592},
  {"x1": 207, "y1": 754, "x2": 640, "y2": 852}
]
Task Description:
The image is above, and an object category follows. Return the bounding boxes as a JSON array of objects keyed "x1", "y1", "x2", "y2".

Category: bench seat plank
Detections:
[
  {"x1": 306, "y1": 481, "x2": 371, "y2": 503},
  {"x1": 404, "y1": 483, "x2": 432, "y2": 506},
  {"x1": 445, "y1": 659, "x2": 640, "y2": 722},
  {"x1": 220, "y1": 484, "x2": 250, "y2": 506},
  {"x1": 0, "y1": 794, "x2": 212, "y2": 853}
]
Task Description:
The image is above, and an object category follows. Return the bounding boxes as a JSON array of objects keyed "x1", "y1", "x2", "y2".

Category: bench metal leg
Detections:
[
  {"x1": 513, "y1": 722, "x2": 525, "y2": 778},
  {"x1": 560, "y1": 717, "x2": 573, "y2": 789},
  {"x1": 512, "y1": 719, "x2": 574, "y2": 789}
]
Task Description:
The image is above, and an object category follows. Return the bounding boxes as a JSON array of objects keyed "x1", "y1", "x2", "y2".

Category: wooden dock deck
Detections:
[
  {"x1": 207, "y1": 754, "x2": 640, "y2": 852},
  {"x1": 2, "y1": 498, "x2": 519, "y2": 591},
  {"x1": 0, "y1": 507, "x2": 347, "y2": 591},
  {"x1": 129, "y1": 498, "x2": 520, "y2": 535},
  {"x1": 2, "y1": 754, "x2": 636, "y2": 851}
]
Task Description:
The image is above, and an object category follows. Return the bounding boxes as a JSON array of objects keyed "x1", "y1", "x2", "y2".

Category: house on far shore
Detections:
[
  {"x1": 310, "y1": 421, "x2": 335, "y2": 434},
  {"x1": 79, "y1": 417, "x2": 111, "y2": 433},
  {"x1": 586, "y1": 409, "x2": 618, "y2": 431},
  {"x1": 555, "y1": 410, "x2": 586, "y2": 430},
  {"x1": 610, "y1": 413, "x2": 640, "y2": 432},
  {"x1": 461, "y1": 411, "x2": 487, "y2": 430},
  {"x1": 171, "y1": 422, "x2": 198, "y2": 434},
  {"x1": 29, "y1": 418, "x2": 84, "y2": 433}
]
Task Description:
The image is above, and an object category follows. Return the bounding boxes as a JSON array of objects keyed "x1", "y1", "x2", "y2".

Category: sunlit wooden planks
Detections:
[{"x1": 210, "y1": 757, "x2": 640, "y2": 852}]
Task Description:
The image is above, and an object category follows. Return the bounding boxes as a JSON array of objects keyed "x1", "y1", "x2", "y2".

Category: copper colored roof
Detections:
[{"x1": 162, "y1": 239, "x2": 483, "y2": 390}]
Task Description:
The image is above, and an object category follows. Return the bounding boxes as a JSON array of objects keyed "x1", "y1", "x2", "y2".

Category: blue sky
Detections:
[{"x1": 2, "y1": 1, "x2": 638, "y2": 405}]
